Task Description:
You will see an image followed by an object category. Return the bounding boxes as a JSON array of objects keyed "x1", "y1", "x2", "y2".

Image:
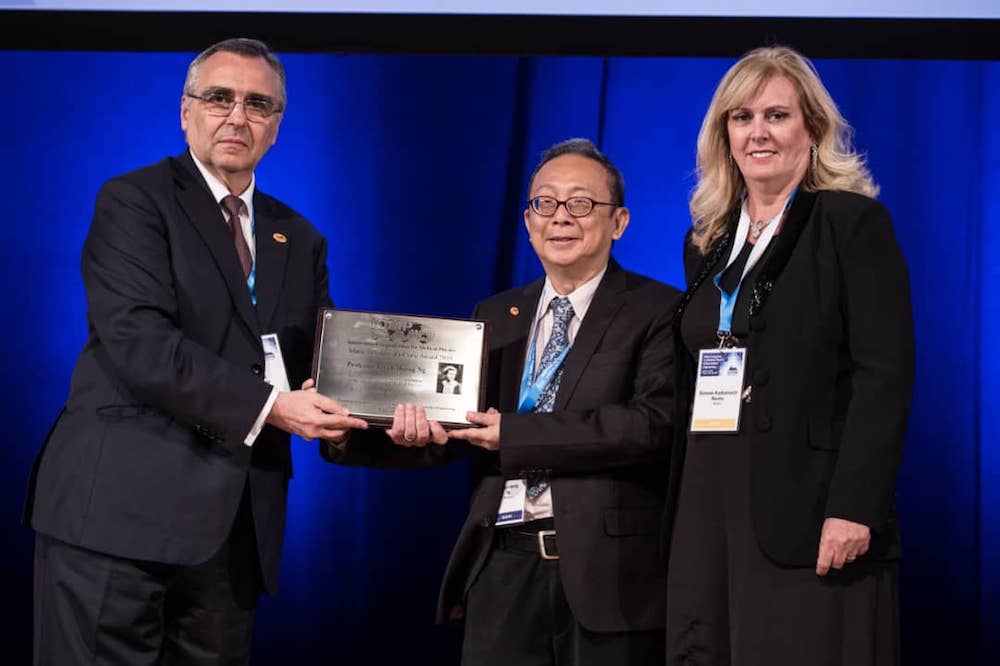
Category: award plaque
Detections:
[{"x1": 312, "y1": 308, "x2": 488, "y2": 428}]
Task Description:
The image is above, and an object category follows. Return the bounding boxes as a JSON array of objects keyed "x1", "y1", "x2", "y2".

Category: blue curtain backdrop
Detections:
[{"x1": 5, "y1": 51, "x2": 998, "y2": 664}]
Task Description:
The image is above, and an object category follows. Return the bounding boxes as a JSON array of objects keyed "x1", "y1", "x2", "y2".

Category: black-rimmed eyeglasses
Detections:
[
  {"x1": 187, "y1": 88, "x2": 283, "y2": 121},
  {"x1": 527, "y1": 196, "x2": 618, "y2": 217}
]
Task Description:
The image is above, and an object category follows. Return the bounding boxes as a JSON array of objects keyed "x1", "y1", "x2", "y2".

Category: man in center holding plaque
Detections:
[{"x1": 326, "y1": 138, "x2": 679, "y2": 665}]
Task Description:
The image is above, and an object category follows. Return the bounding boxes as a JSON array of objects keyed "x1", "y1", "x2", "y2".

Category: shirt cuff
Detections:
[{"x1": 244, "y1": 385, "x2": 280, "y2": 446}]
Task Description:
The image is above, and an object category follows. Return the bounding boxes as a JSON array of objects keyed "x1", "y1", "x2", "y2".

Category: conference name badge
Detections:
[
  {"x1": 495, "y1": 479, "x2": 527, "y2": 526},
  {"x1": 690, "y1": 348, "x2": 746, "y2": 433},
  {"x1": 261, "y1": 333, "x2": 291, "y2": 393}
]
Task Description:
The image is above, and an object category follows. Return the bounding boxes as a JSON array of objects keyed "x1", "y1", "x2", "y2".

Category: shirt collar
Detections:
[
  {"x1": 537, "y1": 264, "x2": 608, "y2": 324},
  {"x1": 189, "y1": 149, "x2": 256, "y2": 217}
]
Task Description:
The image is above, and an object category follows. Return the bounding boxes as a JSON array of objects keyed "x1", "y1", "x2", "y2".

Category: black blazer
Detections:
[
  {"x1": 328, "y1": 260, "x2": 680, "y2": 632},
  {"x1": 666, "y1": 189, "x2": 915, "y2": 567},
  {"x1": 24, "y1": 151, "x2": 331, "y2": 593}
]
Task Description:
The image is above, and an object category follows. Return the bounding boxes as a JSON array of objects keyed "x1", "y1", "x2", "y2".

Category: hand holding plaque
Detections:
[
  {"x1": 384, "y1": 403, "x2": 450, "y2": 446},
  {"x1": 312, "y1": 309, "x2": 487, "y2": 429}
]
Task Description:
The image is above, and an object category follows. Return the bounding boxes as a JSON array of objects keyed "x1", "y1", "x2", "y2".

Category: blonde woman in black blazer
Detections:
[{"x1": 665, "y1": 46, "x2": 914, "y2": 665}]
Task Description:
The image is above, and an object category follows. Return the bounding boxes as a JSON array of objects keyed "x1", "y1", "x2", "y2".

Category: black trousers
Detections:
[
  {"x1": 462, "y1": 520, "x2": 664, "y2": 666},
  {"x1": 33, "y1": 488, "x2": 263, "y2": 666}
]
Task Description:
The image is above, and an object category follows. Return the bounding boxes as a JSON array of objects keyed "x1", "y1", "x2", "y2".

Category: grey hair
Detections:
[{"x1": 183, "y1": 37, "x2": 286, "y2": 107}]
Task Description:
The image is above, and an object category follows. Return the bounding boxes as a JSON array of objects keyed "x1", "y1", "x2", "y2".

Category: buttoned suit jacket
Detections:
[
  {"x1": 24, "y1": 151, "x2": 331, "y2": 593},
  {"x1": 666, "y1": 189, "x2": 914, "y2": 568},
  {"x1": 329, "y1": 260, "x2": 679, "y2": 632}
]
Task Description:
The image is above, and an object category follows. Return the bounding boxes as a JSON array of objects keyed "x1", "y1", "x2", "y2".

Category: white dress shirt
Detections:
[
  {"x1": 190, "y1": 150, "x2": 276, "y2": 446},
  {"x1": 521, "y1": 264, "x2": 608, "y2": 520}
]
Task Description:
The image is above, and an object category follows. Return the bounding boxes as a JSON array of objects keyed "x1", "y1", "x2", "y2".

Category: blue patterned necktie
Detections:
[{"x1": 526, "y1": 296, "x2": 575, "y2": 499}]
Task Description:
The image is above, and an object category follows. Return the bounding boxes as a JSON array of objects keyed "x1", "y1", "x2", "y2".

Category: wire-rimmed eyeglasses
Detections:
[{"x1": 187, "y1": 88, "x2": 283, "y2": 121}]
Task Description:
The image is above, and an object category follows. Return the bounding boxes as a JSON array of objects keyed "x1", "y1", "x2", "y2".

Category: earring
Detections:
[
  {"x1": 810, "y1": 144, "x2": 818, "y2": 171},
  {"x1": 729, "y1": 153, "x2": 735, "y2": 168}
]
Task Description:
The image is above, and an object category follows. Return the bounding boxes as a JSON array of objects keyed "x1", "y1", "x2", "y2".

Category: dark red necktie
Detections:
[{"x1": 221, "y1": 194, "x2": 252, "y2": 279}]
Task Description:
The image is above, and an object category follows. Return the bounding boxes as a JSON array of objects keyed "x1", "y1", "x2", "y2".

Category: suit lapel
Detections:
[
  {"x1": 749, "y1": 189, "x2": 817, "y2": 318},
  {"x1": 496, "y1": 281, "x2": 541, "y2": 413},
  {"x1": 553, "y1": 260, "x2": 626, "y2": 411},
  {"x1": 251, "y1": 192, "x2": 290, "y2": 333},
  {"x1": 674, "y1": 189, "x2": 819, "y2": 327},
  {"x1": 172, "y1": 153, "x2": 259, "y2": 337}
]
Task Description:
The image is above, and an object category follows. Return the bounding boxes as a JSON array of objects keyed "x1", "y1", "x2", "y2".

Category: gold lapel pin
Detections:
[
  {"x1": 509, "y1": 306, "x2": 519, "y2": 316},
  {"x1": 272, "y1": 232, "x2": 287, "y2": 244}
]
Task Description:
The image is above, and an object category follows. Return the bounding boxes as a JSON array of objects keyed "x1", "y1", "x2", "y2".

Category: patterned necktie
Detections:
[
  {"x1": 526, "y1": 296, "x2": 575, "y2": 499},
  {"x1": 221, "y1": 194, "x2": 252, "y2": 279}
]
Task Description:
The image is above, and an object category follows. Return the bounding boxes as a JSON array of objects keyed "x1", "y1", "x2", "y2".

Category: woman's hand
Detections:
[{"x1": 815, "y1": 517, "x2": 871, "y2": 575}]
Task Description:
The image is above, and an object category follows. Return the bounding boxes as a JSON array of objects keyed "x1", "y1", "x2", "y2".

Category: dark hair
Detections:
[
  {"x1": 526, "y1": 138, "x2": 625, "y2": 206},
  {"x1": 183, "y1": 38, "x2": 287, "y2": 106}
]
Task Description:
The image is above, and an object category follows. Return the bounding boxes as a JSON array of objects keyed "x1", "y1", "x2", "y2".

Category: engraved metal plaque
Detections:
[{"x1": 312, "y1": 308, "x2": 487, "y2": 428}]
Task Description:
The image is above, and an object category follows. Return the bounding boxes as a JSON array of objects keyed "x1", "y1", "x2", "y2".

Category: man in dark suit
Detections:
[
  {"x1": 24, "y1": 38, "x2": 366, "y2": 665},
  {"x1": 329, "y1": 138, "x2": 679, "y2": 665}
]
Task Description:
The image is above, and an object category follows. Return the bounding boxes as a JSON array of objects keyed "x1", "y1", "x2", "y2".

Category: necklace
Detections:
[{"x1": 749, "y1": 218, "x2": 772, "y2": 242}]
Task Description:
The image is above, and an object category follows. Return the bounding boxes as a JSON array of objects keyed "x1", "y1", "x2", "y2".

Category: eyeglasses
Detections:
[
  {"x1": 527, "y1": 196, "x2": 618, "y2": 217},
  {"x1": 187, "y1": 88, "x2": 283, "y2": 121}
]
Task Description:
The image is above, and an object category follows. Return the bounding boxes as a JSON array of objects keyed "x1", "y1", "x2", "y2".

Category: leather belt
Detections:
[{"x1": 496, "y1": 518, "x2": 558, "y2": 560}]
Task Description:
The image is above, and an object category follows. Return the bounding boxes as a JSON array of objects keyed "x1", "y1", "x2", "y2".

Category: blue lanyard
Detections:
[
  {"x1": 714, "y1": 189, "x2": 796, "y2": 335},
  {"x1": 517, "y1": 322, "x2": 572, "y2": 413},
  {"x1": 247, "y1": 210, "x2": 257, "y2": 305}
]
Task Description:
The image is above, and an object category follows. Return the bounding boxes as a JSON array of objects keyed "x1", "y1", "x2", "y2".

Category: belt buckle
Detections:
[{"x1": 537, "y1": 529, "x2": 558, "y2": 560}]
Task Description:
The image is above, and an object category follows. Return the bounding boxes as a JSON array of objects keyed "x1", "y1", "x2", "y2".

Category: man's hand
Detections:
[
  {"x1": 266, "y1": 378, "x2": 367, "y2": 442},
  {"x1": 448, "y1": 408, "x2": 501, "y2": 451},
  {"x1": 385, "y1": 403, "x2": 448, "y2": 447},
  {"x1": 815, "y1": 517, "x2": 871, "y2": 576}
]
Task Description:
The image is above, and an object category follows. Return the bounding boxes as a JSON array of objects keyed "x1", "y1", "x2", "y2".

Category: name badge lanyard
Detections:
[
  {"x1": 713, "y1": 191, "x2": 795, "y2": 344},
  {"x1": 495, "y1": 312, "x2": 571, "y2": 527},
  {"x1": 517, "y1": 317, "x2": 572, "y2": 413},
  {"x1": 247, "y1": 208, "x2": 258, "y2": 305}
]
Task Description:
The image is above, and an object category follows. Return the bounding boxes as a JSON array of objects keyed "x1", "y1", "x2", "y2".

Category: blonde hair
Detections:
[{"x1": 689, "y1": 46, "x2": 878, "y2": 253}]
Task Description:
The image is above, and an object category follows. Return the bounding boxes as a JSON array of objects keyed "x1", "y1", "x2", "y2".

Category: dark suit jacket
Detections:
[
  {"x1": 24, "y1": 151, "x2": 331, "y2": 594},
  {"x1": 666, "y1": 189, "x2": 914, "y2": 567},
  {"x1": 329, "y1": 260, "x2": 679, "y2": 633}
]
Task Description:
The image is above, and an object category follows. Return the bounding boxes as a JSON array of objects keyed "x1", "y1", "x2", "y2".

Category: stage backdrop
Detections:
[{"x1": 5, "y1": 50, "x2": 998, "y2": 664}]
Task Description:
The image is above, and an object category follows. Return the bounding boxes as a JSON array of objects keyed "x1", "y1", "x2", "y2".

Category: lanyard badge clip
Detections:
[{"x1": 716, "y1": 331, "x2": 738, "y2": 349}]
